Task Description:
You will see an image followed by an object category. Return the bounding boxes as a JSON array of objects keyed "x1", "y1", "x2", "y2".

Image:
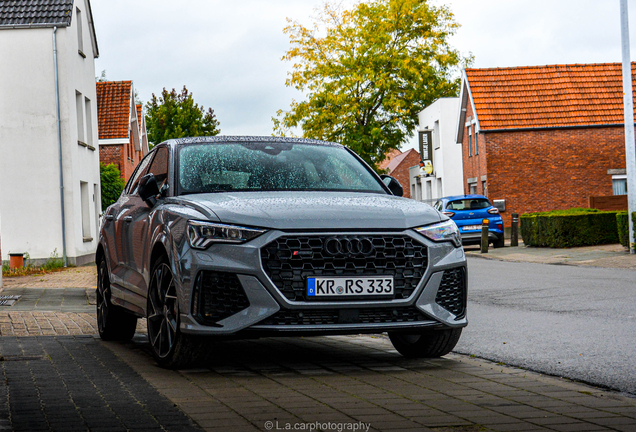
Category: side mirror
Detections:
[
  {"x1": 380, "y1": 175, "x2": 403, "y2": 197},
  {"x1": 138, "y1": 173, "x2": 160, "y2": 203}
]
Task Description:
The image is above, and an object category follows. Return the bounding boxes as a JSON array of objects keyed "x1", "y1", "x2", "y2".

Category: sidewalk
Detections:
[
  {"x1": 464, "y1": 241, "x2": 636, "y2": 270},
  {"x1": 1, "y1": 263, "x2": 635, "y2": 432}
]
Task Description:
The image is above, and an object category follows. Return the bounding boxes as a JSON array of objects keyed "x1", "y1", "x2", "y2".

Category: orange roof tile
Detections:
[
  {"x1": 96, "y1": 81, "x2": 132, "y2": 139},
  {"x1": 465, "y1": 63, "x2": 636, "y2": 130}
]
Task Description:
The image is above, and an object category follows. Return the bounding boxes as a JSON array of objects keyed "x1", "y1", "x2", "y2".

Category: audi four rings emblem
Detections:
[{"x1": 323, "y1": 237, "x2": 374, "y2": 256}]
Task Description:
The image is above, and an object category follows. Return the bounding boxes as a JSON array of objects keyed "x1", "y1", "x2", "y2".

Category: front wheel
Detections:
[
  {"x1": 388, "y1": 328, "x2": 463, "y2": 358},
  {"x1": 147, "y1": 255, "x2": 200, "y2": 368},
  {"x1": 96, "y1": 259, "x2": 137, "y2": 341}
]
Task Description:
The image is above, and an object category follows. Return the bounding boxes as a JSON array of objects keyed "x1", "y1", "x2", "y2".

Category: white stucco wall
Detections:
[
  {"x1": 408, "y1": 98, "x2": 463, "y2": 202},
  {"x1": 0, "y1": 0, "x2": 100, "y2": 265}
]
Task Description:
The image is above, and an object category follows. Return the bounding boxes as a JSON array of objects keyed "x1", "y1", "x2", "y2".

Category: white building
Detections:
[
  {"x1": 0, "y1": 0, "x2": 101, "y2": 266},
  {"x1": 409, "y1": 98, "x2": 463, "y2": 202}
]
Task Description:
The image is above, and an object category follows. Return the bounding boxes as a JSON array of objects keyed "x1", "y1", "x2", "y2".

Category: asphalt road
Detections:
[{"x1": 455, "y1": 256, "x2": 636, "y2": 397}]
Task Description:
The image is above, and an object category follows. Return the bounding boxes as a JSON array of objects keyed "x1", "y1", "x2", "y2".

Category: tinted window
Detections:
[
  {"x1": 125, "y1": 151, "x2": 155, "y2": 195},
  {"x1": 177, "y1": 142, "x2": 385, "y2": 194},
  {"x1": 147, "y1": 147, "x2": 169, "y2": 186},
  {"x1": 446, "y1": 199, "x2": 491, "y2": 211}
]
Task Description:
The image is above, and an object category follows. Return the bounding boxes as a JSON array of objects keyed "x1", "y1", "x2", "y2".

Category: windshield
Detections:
[
  {"x1": 446, "y1": 199, "x2": 491, "y2": 211},
  {"x1": 177, "y1": 142, "x2": 385, "y2": 195}
]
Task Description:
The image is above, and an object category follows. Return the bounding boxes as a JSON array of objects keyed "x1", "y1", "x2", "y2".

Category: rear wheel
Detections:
[
  {"x1": 493, "y1": 235, "x2": 505, "y2": 248},
  {"x1": 147, "y1": 255, "x2": 200, "y2": 369},
  {"x1": 96, "y1": 259, "x2": 137, "y2": 341},
  {"x1": 388, "y1": 328, "x2": 462, "y2": 358}
]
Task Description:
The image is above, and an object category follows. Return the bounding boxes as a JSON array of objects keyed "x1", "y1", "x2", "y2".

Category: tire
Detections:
[
  {"x1": 96, "y1": 259, "x2": 137, "y2": 341},
  {"x1": 493, "y1": 236, "x2": 505, "y2": 248},
  {"x1": 147, "y1": 255, "x2": 200, "y2": 369},
  {"x1": 388, "y1": 328, "x2": 463, "y2": 358}
]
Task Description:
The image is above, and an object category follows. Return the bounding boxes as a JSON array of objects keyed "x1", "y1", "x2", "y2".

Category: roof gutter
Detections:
[
  {"x1": 479, "y1": 123, "x2": 633, "y2": 133},
  {"x1": 0, "y1": 22, "x2": 70, "y2": 29},
  {"x1": 53, "y1": 26, "x2": 68, "y2": 267}
]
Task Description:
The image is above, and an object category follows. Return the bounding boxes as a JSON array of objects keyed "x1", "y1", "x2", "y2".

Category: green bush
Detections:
[
  {"x1": 100, "y1": 162, "x2": 125, "y2": 210},
  {"x1": 616, "y1": 211, "x2": 636, "y2": 248},
  {"x1": 520, "y1": 208, "x2": 620, "y2": 248}
]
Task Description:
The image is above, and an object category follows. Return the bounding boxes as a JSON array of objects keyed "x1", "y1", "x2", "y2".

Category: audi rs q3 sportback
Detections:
[{"x1": 96, "y1": 136, "x2": 467, "y2": 368}]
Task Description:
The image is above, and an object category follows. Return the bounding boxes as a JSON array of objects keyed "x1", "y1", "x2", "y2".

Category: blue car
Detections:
[{"x1": 433, "y1": 195, "x2": 504, "y2": 248}]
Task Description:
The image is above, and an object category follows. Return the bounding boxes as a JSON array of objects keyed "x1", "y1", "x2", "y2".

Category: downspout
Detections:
[{"x1": 53, "y1": 27, "x2": 68, "y2": 267}]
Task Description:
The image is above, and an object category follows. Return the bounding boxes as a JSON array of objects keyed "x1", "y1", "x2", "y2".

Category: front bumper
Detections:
[{"x1": 176, "y1": 229, "x2": 468, "y2": 337}]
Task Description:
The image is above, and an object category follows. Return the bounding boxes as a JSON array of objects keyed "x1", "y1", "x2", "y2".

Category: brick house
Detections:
[
  {"x1": 378, "y1": 148, "x2": 421, "y2": 198},
  {"x1": 96, "y1": 80, "x2": 148, "y2": 181},
  {"x1": 457, "y1": 63, "x2": 635, "y2": 226}
]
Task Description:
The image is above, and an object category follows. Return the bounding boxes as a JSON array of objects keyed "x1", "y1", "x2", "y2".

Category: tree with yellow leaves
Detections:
[{"x1": 274, "y1": 0, "x2": 469, "y2": 170}]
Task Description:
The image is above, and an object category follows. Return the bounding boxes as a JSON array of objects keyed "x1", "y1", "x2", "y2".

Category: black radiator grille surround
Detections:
[
  {"x1": 260, "y1": 234, "x2": 428, "y2": 302},
  {"x1": 435, "y1": 267, "x2": 466, "y2": 318},
  {"x1": 257, "y1": 307, "x2": 430, "y2": 326},
  {"x1": 193, "y1": 271, "x2": 250, "y2": 324}
]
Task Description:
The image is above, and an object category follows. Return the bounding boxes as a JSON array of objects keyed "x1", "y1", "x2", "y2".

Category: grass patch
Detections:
[{"x1": 2, "y1": 250, "x2": 71, "y2": 277}]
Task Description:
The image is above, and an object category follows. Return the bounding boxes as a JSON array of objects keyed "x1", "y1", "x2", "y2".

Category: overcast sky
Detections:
[{"x1": 92, "y1": 0, "x2": 636, "y2": 148}]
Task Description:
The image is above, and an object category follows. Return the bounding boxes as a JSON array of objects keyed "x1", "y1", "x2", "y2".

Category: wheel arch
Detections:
[{"x1": 149, "y1": 241, "x2": 169, "y2": 269}]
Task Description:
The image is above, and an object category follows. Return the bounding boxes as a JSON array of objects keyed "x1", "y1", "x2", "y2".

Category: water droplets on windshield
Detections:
[{"x1": 178, "y1": 142, "x2": 385, "y2": 195}]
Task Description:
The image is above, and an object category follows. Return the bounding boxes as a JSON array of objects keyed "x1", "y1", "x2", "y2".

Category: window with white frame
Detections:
[
  {"x1": 475, "y1": 131, "x2": 479, "y2": 155},
  {"x1": 85, "y1": 97, "x2": 92, "y2": 147},
  {"x1": 613, "y1": 175, "x2": 627, "y2": 195},
  {"x1": 468, "y1": 125, "x2": 472, "y2": 156},
  {"x1": 76, "y1": 91, "x2": 84, "y2": 144},
  {"x1": 76, "y1": 7, "x2": 84, "y2": 57}
]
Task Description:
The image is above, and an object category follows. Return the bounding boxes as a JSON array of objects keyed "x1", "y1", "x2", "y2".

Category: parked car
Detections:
[
  {"x1": 433, "y1": 195, "x2": 504, "y2": 248},
  {"x1": 97, "y1": 136, "x2": 467, "y2": 368}
]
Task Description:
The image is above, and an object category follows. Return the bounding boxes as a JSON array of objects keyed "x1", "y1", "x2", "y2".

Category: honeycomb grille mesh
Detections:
[
  {"x1": 435, "y1": 267, "x2": 466, "y2": 318},
  {"x1": 260, "y1": 235, "x2": 428, "y2": 302},
  {"x1": 196, "y1": 271, "x2": 250, "y2": 323},
  {"x1": 258, "y1": 307, "x2": 430, "y2": 326}
]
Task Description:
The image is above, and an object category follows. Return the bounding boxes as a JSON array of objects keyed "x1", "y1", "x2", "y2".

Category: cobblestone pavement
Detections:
[
  {"x1": 1, "y1": 266, "x2": 96, "y2": 289},
  {"x1": 1, "y1": 265, "x2": 636, "y2": 432},
  {"x1": 0, "y1": 335, "x2": 200, "y2": 432},
  {"x1": 110, "y1": 335, "x2": 636, "y2": 432}
]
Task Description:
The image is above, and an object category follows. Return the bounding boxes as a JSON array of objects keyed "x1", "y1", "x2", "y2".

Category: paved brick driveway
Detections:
[{"x1": 1, "y1": 266, "x2": 636, "y2": 432}]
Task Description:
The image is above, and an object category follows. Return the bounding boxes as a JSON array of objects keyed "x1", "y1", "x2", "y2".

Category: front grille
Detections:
[
  {"x1": 260, "y1": 235, "x2": 428, "y2": 302},
  {"x1": 193, "y1": 271, "x2": 250, "y2": 324},
  {"x1": 435, "y1": 267, "x2": 466, "y2": 318},
  {"x1": 257, "y1": 307, "x2": 430, "y2": 326}
]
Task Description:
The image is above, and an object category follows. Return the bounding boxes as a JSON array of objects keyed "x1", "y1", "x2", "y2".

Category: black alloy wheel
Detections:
[
  {"x1": 96, "y1": 259, "x2": 137, "y2": 341},
  {"x1": 147, "y1": 255, "x2": 199, "y2": 368}
]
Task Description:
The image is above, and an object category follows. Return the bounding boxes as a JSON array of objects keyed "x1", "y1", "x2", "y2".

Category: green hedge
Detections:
[
  {"x1": 616, "y1": 211, "x2": 636, "y2": 248},
  {"x1": 520, "y1": 208, "x2": 620, "y2": 248}
]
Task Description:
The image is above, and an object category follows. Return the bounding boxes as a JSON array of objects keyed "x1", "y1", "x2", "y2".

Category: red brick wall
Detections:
[
  {"x1": 100, "y1": 145, "x2": 124, "y2": 176},
  {"x1": 390, "y1": 150, "x2": 421, "y2": 198},
  {"x1": 462, "y1": 121, "x2": 627, "y2": 226},
  {"x1": 99, "y1": 141, "x2": 144, "y2": 182}
]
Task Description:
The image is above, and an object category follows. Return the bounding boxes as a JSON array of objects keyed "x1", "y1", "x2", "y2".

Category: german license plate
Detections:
[
  {"x1": 462, "y1": 225, "x2": 482, "y2": 231},
  {"x1": 307, "y1": 277, "x2": 394, "y2": 297}
]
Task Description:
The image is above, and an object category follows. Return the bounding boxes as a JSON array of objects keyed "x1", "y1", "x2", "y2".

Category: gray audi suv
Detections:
[{"x1": 96, "y1": 136, "x2": 467, "y2": 368}]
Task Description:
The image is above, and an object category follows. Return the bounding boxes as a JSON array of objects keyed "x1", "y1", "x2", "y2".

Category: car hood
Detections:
[{"x1": 173, "y1": 191, "x2": 442, "y2": 230}]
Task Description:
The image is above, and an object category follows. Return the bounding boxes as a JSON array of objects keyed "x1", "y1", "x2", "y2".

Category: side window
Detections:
[
  {"x1": 147, "y1": 147, "x2": 169, "y2": 186},
  {"x1": 126, "y1": 150, "x2": 155, "y2": 195}
]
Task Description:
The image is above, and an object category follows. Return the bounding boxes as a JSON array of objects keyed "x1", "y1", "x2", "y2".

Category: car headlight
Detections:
[
  {"x1": 187, "y1": 220, "x2": 266, "y2": 249},
  {"x1": 414, "y1": 220, "x2": 462, "y2": 248}
]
